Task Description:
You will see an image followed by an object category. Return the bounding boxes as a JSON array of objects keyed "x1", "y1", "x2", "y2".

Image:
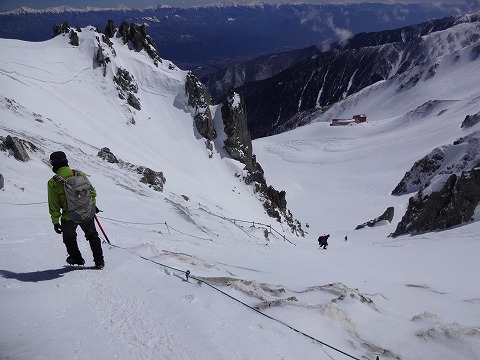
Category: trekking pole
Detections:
[{"x1": 94, "y1": 215, "x2": 111, "y2": 245}]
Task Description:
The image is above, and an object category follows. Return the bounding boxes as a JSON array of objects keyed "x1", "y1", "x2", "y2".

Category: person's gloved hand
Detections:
[
  {"x1": 95, "y1": 206, "x2": 101, "y2": 213},
  {"x1": 54, "y1": 223, "x2": 62, "y2": 234}
]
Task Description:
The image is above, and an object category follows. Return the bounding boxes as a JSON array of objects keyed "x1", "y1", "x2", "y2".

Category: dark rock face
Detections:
[
  {"x1": 1, "y1": 135, "x2": 31, "y2": 162},
  {"x1": 185, "y1": 72, "x2": 216, "y2": 141},
  {"x1": 356, "y1": 207, "x2": 394, "y2": 230},
  {"x1": 97, "y1": 147, "x2": 119, "y2": 163},
  {"x1": 391, "y1": 131, "x2": 480, "y2": 237},
  {"x1": 69, "y1": 29, "x2": 79, "y2": 46},
  {"x1": 117, "y1": 22, "x2": 160, "y2": 66},
  {"x1": 391, "y1": 168, "x2": 480, "y2": 237},
  {"x1": 95, "y1": 47, "x2": 105, "y2": 66},
  {"x1": 0, "y1": 174, "x2": 4, "y2": 190},
  {"x1": 104, "y1": 19, "x2": 115, "y2": 38},
  {"x1": 221, "y1": 89, "x2": 254, "y2": 172},
  {"x1": 53, "y1": 21, "x2": 70, "y2": 36},
  {"x1": 220, "y1": 89, "x2": 304, "y2": 236},
  {"x1": 392, "y1": 132, "x2": 480, "y2": 196},
  {"x1": 113, "y1": 68, "x2": 140, "y2": 110},
  {"x1": 392, "y1": 148, "x2": 444, "y2": 196},
  {"x1": 138, "y1": 167, "x2": 166, "y2": 192},
  {"x1": 462, "y1": 111, "x2": 480, "y2": 129}
]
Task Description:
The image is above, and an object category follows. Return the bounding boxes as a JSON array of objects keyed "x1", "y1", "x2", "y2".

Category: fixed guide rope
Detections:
[
  {"x1": 107, "y1": 241, "x2": 362, "y2": 360},
  {"x1": 4, "y1": 201, "x2": 362, "y2": 359}
]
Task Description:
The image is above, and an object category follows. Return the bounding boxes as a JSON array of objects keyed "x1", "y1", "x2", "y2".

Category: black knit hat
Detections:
[{"x1": 50, "y1": 151, "x2": 68, "y2": 172}]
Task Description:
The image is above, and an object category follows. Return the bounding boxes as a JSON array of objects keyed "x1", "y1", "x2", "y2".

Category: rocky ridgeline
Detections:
[
  {"x1": 53, "y1": 20, "x2": 162, "y2": 113},
  {"x1": 49, "y1": 21, "x2": 304, "y2": 234},
  {"x1": 184, "y1": 80, "x2": 304, "y2": 235},
  {"x1": 221, "y1": 89, "x2": 303, "y2": 236}
]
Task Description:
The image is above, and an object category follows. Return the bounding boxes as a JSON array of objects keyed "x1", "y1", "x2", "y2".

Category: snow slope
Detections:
[{"x1": 1, "y1": 27, "x2": 480, "y2": 360}]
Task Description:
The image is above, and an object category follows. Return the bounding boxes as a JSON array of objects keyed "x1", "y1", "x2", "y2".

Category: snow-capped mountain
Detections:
[
  {"x1": 1, "y1": 3, "x2": 477, "y2": 76},
  {"x1": 237, "y1": 12, "x2": 480, "y2": 139},
  {"x1": 1, "y1": 17, "x2": 480, "y2": 360}
]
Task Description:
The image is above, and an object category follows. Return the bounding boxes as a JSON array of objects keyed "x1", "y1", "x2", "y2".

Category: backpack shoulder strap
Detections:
[{"x1": 54, "y1": 173, "x2": 67, "y2": 184}]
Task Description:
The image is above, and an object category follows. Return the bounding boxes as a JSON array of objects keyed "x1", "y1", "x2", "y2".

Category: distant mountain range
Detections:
[
  {"x1": 230, "y1": 13, "x2": 480, "y2": 138},
  {"x1": 0, "y1": 3, "x2": 476, "y2": 77}
]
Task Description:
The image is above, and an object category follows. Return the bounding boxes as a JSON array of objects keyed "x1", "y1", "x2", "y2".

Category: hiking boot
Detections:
[
  {"x1": 66, "y1": 256, "x2": 85, "y2": 266},
  {"x1": 94, "y1": 261, "x2": 105, "y2": 270}
]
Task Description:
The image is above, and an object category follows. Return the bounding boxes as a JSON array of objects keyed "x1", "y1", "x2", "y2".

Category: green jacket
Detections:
[{"x1": 47, "y1": 166, "x2": 96, "y2": 224}]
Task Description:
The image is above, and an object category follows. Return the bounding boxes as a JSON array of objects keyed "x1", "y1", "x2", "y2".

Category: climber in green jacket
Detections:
[{"x1": 47, "y1": 151, "x2": 105, "y2": 269}]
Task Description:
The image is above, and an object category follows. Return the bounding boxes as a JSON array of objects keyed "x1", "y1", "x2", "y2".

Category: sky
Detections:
[
  {"x1": 1, "y1": 16, "x2": 480, "y2": 360},
  {"x1": 0, "y1": 0, "x2": 478, "y2": 12}
]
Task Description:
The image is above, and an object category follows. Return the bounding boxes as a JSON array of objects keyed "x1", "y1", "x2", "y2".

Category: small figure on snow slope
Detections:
[
  {"x1": 318, "y1": 234, "x2": 330, "y2": 249},
  {"x1": 47, "y1": 151, "x2": 105, "y2": 269}
]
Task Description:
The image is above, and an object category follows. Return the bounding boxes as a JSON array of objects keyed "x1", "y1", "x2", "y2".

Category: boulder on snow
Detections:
[
  {"x1": 97, "y1": 147, "x2": 119, "y2": 163},
  {"x1": 3, "y1": 135, "x2": 30, "y2": 162},
  {"x1": 137, "y1": 167, "x2": 166, "y2": 192},
  {"x1": 461, "y1": 111, "x2": 480, "y2": 129},
  {"x1": 355, "y1": 207, "x2": 394, "y2": 230}
]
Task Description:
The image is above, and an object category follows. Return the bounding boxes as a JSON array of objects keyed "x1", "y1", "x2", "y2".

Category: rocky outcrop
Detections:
[
  {"x1": 220, "y1": 89, "x2": 304, "y2": 236},
  {"x1": 462, "y1": 111, "x2": 480, "y2": 129},
  {"x1": 97, "y1": 147, "x2": 166, "y2": 192},
  {"x1": 69, "y1": 29, "x2": 79, "y2": 46},
  {"x1": 117, "y1": 22, "x2": 161, "y2": 66},
  {"x1": 356, "y1": 207, "x2": 394, "y2": 230},
  {"x1": 53, "y1": 21, "x2": 70, "y2": 37},
  {"x1": 392, "y1": 132, "x2": 480, "y2": 196},
  {"x1": 0, "y1": 135, "x2": 33, "y2": 162},
  {"x1": 104, "y1": 19, "x2": 115, "y2": 39},
  {"x1": 391, "y1": 131, "x2": 480, "y2": 237},
  {"x1": 97, "y1": 147, "x2": 119, "y2": 163},
  {"x1": 392, "y1": 148, "x2": 444, "y2": 196},
  {"x1": 113, "y1": 68, "x2": 141, "y2": 110},
  {"x1": 391, "y1": 167, "x2": 480, "y2": 237},
  {"x1": 221, "y1": 89, "x2": 255, "y2": 172},
  {"x1": 138, "y1": 167, "x2": 166, "y2": 192},
  {"x1": 0, "y1": 174, "x2": 4, "y2": 190},
  {"x1": 185, "y1": 72, "x2": 216, "y2": 141}
]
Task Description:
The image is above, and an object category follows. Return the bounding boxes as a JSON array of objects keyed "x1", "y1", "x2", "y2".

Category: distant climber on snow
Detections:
[
  {"x1": 318, "y1": 234, "x2": 330, "y2": 249},
  {"x1": 47, "y1": 151, "x2": 105, "y2": 269}
]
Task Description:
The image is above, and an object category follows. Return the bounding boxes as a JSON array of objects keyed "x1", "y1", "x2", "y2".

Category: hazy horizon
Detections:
[{"x1": 1, "y1": 0, "x2": 479, "y2": 12}]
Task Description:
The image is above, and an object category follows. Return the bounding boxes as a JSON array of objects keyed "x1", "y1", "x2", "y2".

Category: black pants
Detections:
[{"x1": 61, "y1": 218, "x2": 104, "y2": 265}]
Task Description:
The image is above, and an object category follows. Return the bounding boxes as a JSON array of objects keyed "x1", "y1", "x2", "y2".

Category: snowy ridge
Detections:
[
  {"x1": 1, "y1": 23, "x2": 480, "y2": 360},
  {"x1": 0, "y1": 5, "x2": 132, "y2": 15}
]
